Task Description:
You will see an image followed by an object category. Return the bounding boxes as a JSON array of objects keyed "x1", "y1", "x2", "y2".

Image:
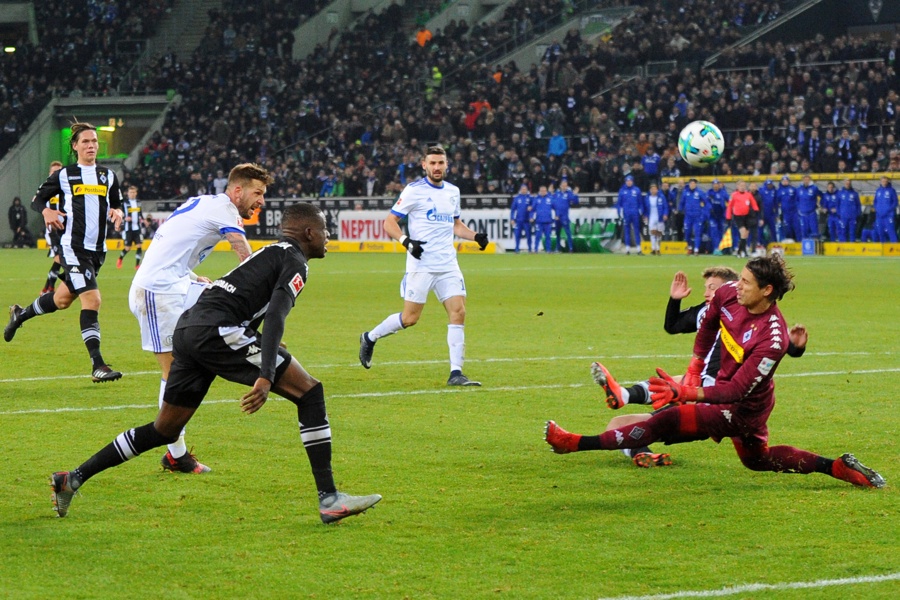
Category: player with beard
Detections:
[
  {"x1": 50, "y1": 203, "x2": 382, "y2": 523},
  {"x1": 359, "y1": 146, "x2": 489, "y2": 386}
]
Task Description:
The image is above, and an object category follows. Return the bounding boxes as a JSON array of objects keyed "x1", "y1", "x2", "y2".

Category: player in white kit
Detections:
[
  {"x1": 359, "y1": 146, "x2": 489, "y2": 386},
  {"x1": 129, "y1": 163, "x2": 271, "y2": 472}
]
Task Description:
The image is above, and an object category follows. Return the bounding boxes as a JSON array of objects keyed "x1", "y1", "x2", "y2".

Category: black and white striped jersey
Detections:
[
  {"x1": 31, "y1": 163, "x2": 123, "y2": 252},
  {"x1": 122, "y1": 197, "x2": 142, "y2": 232}
]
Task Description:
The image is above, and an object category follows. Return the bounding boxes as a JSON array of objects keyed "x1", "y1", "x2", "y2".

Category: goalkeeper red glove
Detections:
[
  {"x1": 682, "y1": 356, "x2": 705, "y2": 388},
  {"x1": 648, "y1": 367, "x2": 699, "y2": 410}
]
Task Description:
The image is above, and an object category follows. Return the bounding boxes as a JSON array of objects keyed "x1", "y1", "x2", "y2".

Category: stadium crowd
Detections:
[{"x1": 1, "y1": 0, "x2": 899, "y2": 218}]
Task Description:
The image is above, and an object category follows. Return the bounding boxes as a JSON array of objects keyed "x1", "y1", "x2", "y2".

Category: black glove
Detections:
[
  {"x1": 401, "y1": 236, "x2": 427, "y2": 259},
  {"x1": 474, "y1": 232, "x2": 489, "y2": 250}
]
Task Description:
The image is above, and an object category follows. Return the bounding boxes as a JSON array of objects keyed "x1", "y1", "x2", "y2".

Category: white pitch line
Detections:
[
  {"x1": 0, "y1": 351, "x2": 896, "y2": 384},
  {"x1": 3, "y1": 368, "x2": 900, "y2": 416},
  {"x1": 595, "y1": 572, "x2": 900, "y2": 600}
]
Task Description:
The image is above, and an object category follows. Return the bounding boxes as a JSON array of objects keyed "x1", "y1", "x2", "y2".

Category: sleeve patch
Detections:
[
  {"x1": 758, "y1": 357, "x2": 776, "y2": 376},
  {"x1": 289, "y1": 273, "x2": 305, "y2": 297}
]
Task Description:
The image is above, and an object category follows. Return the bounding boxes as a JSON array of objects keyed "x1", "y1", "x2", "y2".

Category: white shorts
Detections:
[
  {"x1": 401, "y1": 270, "x2": 466, "y2": 304},
  {"x1": 129, "y1": 281, "x2": 209, "y2": 353},
  {"x1": 648, "y1": 218, "x2": 664, "y2": 236}
]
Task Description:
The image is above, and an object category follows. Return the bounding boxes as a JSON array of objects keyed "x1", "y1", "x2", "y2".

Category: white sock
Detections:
[
  {"x1": 369, "y1": 313, "x2": 404, "y2": 341},
  {"x1": 159, "y1": 377, "x2": 188, "y2": 458},
  {"x1": 448, "y1": 324, "x2": 465, "y2": 372},
  {"x1": 622, "y1": 448, "x2": 632, "y2": 458},
  {"x1": 620, "y1": 386, "x2": 631, "y2": 405}
]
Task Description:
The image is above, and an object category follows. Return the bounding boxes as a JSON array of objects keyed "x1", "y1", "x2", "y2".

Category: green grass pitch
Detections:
[{"x1": 0, "y1": 249, "x2": 898, "y2": 599}]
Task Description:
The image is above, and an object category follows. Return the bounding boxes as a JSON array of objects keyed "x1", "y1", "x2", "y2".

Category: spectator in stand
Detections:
[
  {"x1": 837, "y1": 179, "x2": 861, "y2": 242},
  {"x1": 796, "y1": 174, "x2": 823, "y2": 239},
  {"x1": 617, "y1": 175, "x2": 643, "y2": 255},
  {"x1": 873, "y1": 176, "x2": 898, "y2": 243}
]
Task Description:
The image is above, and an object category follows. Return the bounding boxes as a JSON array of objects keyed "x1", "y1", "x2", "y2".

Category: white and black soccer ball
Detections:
[{"x1": 678, "y1": 120, "x2": 725, "y2": 167}]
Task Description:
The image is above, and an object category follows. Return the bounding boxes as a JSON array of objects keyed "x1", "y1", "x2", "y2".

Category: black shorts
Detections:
[
  {"x1": 122, "y1": 230, "x2": 143, "y2": 247},
  {"x1": 60, "y1": 248, "x2": 105, "y2": 294},
  {"x1": 732, "y1": 215, "x2": 751, "y2": 229},
  {"x1": 163, "y1": 325, "x2": 294, "y2": 409},
  {"x1": 47, "y1": 229, "x2": 62, "y2": 258}
]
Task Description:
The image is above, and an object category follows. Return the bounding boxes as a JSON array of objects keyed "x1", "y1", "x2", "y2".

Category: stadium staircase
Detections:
[
  {"x1": 702, "y1": 0, "x2": 826, "y2": 68},
  {"x1": 119, "y1": 0, "x2": 224, "y2": 92}
]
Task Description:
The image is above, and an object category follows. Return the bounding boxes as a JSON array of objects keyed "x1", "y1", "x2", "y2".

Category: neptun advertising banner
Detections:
[{"x1": 336, "y1": 208, "x2": 619, "y2": 251}]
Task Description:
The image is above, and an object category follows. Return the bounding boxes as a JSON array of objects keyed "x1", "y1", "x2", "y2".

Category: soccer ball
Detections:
[{"x1": 678, "y1": 120, "x2": 724, "y2": 167}]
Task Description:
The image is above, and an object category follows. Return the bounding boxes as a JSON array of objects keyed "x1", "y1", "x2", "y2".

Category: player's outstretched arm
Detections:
[{"x1": 670, "y1": 271, "x2": 691, "y2": 299}]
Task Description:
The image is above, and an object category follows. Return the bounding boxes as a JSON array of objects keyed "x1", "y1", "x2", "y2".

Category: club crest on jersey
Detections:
[
  {"x1": 289, "y1": 273, "x2": 304, "y2": 297},
  {"x1": 742, "y1": 325, "x2": 756, "y2": 343},
  {"x1": 99, "y1": 173, "x2": 107, "y2": 184}
]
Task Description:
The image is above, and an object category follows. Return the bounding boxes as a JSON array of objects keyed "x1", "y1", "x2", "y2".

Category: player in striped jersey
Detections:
[
  {"x1": 116, "y1": 186, "x2": 144, "y2": 270},
  {"x1": 359, "y1": 146, "x2": 489, "y2": 386},
  {"x1": 4, "y1": 122, "x2": 125, "y2": 382},
  {"x1": 40, "y1": 161, "x2": 65, "y2": 295}
]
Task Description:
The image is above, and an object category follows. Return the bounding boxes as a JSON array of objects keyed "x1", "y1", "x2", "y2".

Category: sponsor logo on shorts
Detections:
[
  {"x1": 722, "y1": 409, "x2": 733, "y2": 423},
  {"x1": 629, "y1": 426, "x2": 645, "y2": 440},
  {"x1": 615, "y1": 430, "x2": 624, "y2": 446}
]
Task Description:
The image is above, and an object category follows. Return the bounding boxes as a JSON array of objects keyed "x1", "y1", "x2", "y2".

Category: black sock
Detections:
[
  {"x1": 73, "y1": 422, "x2": 175, "y2": 486},
  {"x1": 45, "y1": 263, "x2": 62, "y2": 288},
  {"x1": 626, "y1": 384, "x2": 649, "y2": 405},
  {"x1": 739, "y1": 239, "x2": 747, "y2": 254},
  {"x1": 80, "y1": 309, "x2": 104, "y2": 367},
  {"x1": 577, "y1": 435, "x2": 603, "y2": 451},
  {"x1": 631, "y1": 446, "x2": 653, "y2": 456},
  {"x1": 22, "y1": 293, "x2": 58, "y2": 321},
  {"x1": 814, "y1": 456, "x2": 834, "y2": 474},
  {"x1": 119, "y1": 248, "x2": 128, "y2": 259},
  {"x1": 135, "y1": 247, "x2": 143, "y2": 266},
  {"x1": 295, "y1": 383, "x2": 335, "y2": 497}
]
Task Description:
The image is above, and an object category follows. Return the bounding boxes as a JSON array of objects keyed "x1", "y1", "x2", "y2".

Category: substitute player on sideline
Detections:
[
  {"x1": 5, "y1": 122, "x2": 124, "y2": 382},
  {"x1": 359, "y1": 145, "x2": 489, "y2": 386},
  {"x1": 129, "y1": 163, "x2": 265, "y2": 474},
  {"x1": 546, "y1": 255, "x2": 885, "y2": 489},
  {"x1": 51, "y1": 203, "x2": 382, "y2": 523},
  {"x1": 116, "y1": 186, "x2": 144, "y2": 270}
]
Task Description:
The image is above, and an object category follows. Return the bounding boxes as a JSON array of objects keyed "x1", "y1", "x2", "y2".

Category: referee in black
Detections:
[
  {"x1": 50, "y1": 202, "x2": 382, "y2": 524},
  {"x1": 4, "y1": 122, "x2": 125, "y2": 382}
]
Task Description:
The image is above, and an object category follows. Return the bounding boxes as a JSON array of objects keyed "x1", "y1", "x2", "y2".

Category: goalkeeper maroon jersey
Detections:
[{"x1": 692, "y1": 282, "x2": 788, "y2": 428}]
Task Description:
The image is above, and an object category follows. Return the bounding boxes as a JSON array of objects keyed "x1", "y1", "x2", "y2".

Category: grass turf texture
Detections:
[{"x1": 0, "y1": 249, "x2": 897, "y2": 599}]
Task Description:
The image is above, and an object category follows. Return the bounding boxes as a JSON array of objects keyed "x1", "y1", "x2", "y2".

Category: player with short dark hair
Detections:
[
  {"x1": 50, "y1": 202, "x2": 382, "y2": 523},
  {"x1": 5, "y1": 122, "x2": 125, "y2": 382},
  {"x1": 546, "y1": 255, "x2": 885, "y2": 489},
  {"x1": 116, "y1": 186, "x2": 144, "y2": 270},
  {"x1": 359, "y1": 145, "x2": 489, "y2": 386}
]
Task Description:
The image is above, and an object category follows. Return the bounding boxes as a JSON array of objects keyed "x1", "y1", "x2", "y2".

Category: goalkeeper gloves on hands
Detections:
[
  {"x1": 400, "y1": 235, "x2": 427, "y2": 259},
  {"x1": 474, "y1": 232, "x2": 489, "y2": 250},
  {"x1": 683, "y1": 356, "x2": 705, "y2": 388},
  {"x1": 648, "y1": 368, "x2": 699, "y2": 410}
]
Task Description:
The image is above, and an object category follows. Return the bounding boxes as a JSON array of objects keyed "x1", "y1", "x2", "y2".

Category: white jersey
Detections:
[
  {"x1": 390, "y1": 177, "x2": 461, "y2": 273},
  {"x1": 132, "y1": 193, "x2": 245, "y2": 295}
]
